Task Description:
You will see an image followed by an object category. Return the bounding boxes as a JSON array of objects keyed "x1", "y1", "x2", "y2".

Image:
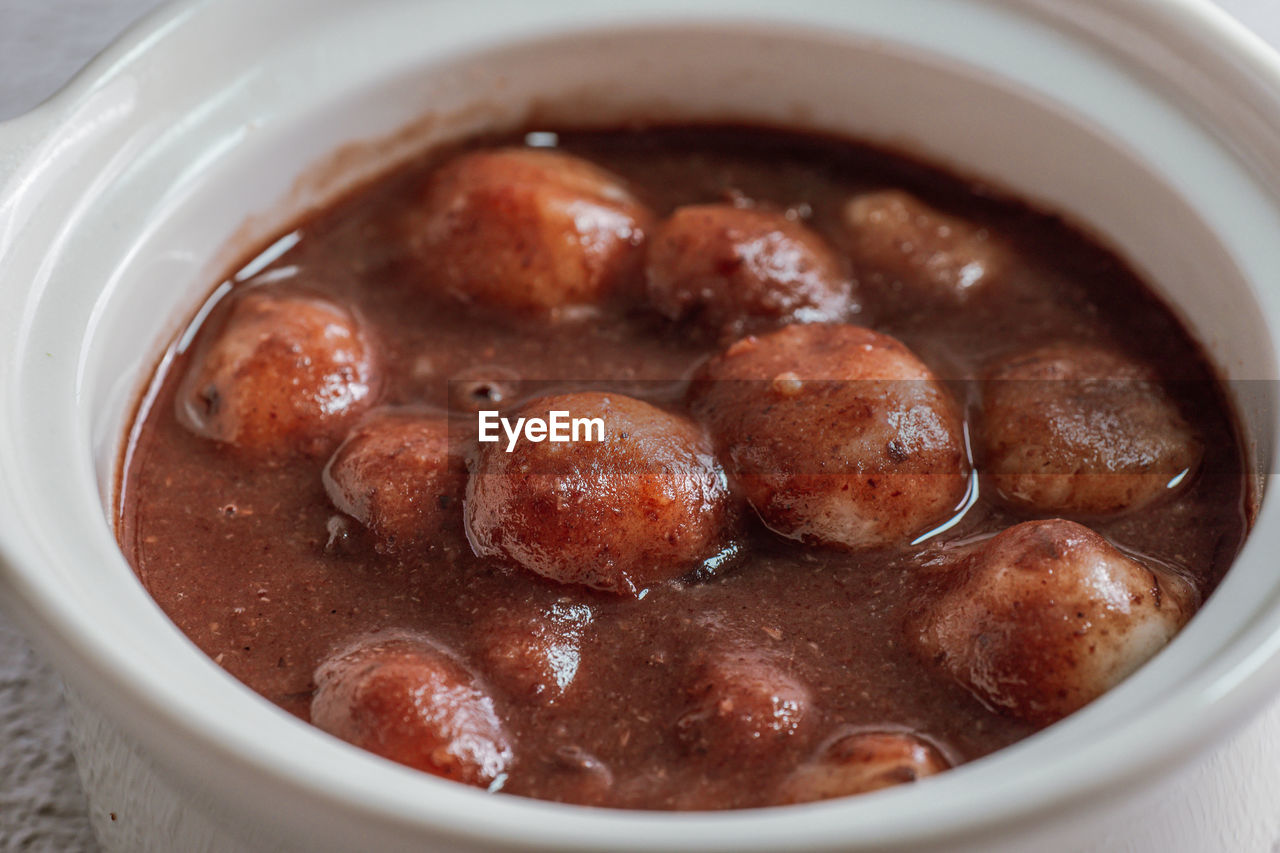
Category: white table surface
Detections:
[{"x1": 1, "y1": 1, "x2": 1278, "y2": 850}]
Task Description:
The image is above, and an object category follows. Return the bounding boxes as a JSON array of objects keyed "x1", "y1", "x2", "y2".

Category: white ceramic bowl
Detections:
[{"x1": 4, "y1": 0, "x2": 1280, "y2": 850}]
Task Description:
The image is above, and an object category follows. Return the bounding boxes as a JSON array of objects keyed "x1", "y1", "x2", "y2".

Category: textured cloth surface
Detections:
[
  {"x1": 0, "y1": 619, "x2": 97, "y2": 852},
  {"x1": 0, "y1": 1, "x2": 1275, "y2": 850}
]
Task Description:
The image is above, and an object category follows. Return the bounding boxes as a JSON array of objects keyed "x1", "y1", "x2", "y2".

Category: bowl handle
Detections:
[
  {"x1": 0, "y1": 107, "x2": 56, "y2": 206},
  {"x1": 0, "y1": 107, "x2": 59, "y2": 268}
]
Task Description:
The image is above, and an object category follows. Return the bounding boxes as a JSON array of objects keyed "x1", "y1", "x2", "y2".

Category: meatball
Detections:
[
  {"x1": 645, "y1": 204, "x2": 853, "y2": 338},
  {"x1": 778, "y1": 731, "x2": 949, "y2": 803},
  {"x1": 910, "y1": 519, "x2": 1195, "y2": 725},
  {"x1": 844, "y1": 190, "x2": 1006, "y2": 311},
  {"x1": 177, "y1": 290, "x2": 379, "y2": 456},
  {"x1": 691, "y1": 324, "x2": 969, "y2": 550},
  {"x1": 676, "y1": 647, "x2": 811, "y2": 766},
  {"x1": 465, "y1": 392, "x2": 737, "y2": 595},
  {"x1": 311, "y1": 632, "x2": 512, "y2": 787},
  {"x1": 480, "y1": 600, "x2": 594, "y2": 705},
  {"x1": 980, "y1": 343, "x2": 1202, "y2": 516},
  {"x1": 412, "y1": 148, "x2": 652, "y2": 316},
  {"x1": 322, "y1": 411, "x2": 464, "y2": 554}
]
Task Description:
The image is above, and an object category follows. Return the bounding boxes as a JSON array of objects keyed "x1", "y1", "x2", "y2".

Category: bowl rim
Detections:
[{"x1": 4, "y1": 0, "x2": 1280, "y2": 849}]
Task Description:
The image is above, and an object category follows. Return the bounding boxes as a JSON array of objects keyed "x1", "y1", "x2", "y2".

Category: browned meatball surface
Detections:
[
  {"x1": 692, "y1": 323, "x2": 969, "y2": 550},
  {"x1": 322, "y1": 410, "x2": 464, "y2": 554},
  {"x1": 844, "y1": 189, "x2": 1007, "y2": 314},
  {"x1": 910, "y1": 519, "x2": 1194, "y2": 726},
  {"x1": 176, "y1": 289, "x2": 380, "y2": 457},
  {"x1": 465, "y1": 392, "x2": 738, "y2": 595},
  {"x1": 645, "y1": 204, "x2": 854, "y2": 339},
  {"x1": 479, "y1": 599, "x2": 595, "y2": 707},
  {"x1": 981, "y1": 343, "x2": 1202, "y2": 516},
  {"x1": 676, "y1": 646, "x2": 812, "y2": 767},
  {"x1": 311, "y1": 632, "x2": 512, "y2": 787},
  {"x1": 778, "y1": 730, "x2": 949, "y2": 803},
  {"x1": 411, "y1": 148, "x2": 651, "y2": 316}
]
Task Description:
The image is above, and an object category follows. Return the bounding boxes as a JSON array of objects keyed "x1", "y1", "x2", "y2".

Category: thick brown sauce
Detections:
[{"x1": 117, "y1": 126, "x2": 1249, "y2": 810}]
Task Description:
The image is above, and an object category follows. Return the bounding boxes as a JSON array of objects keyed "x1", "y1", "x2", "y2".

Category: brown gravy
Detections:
[{"x1": 117, "y1": 126, "x2": 1249, "y2": 810}]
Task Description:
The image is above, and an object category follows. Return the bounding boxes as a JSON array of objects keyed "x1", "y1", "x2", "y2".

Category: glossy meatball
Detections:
[
  {"x1": 465, "y1": 392, "x2": 737, "y2": 595},
  {"x1": 645, "y1": 204, "x2": 853, "y2": 338},
  {"x1": 676, "y1": 647, "x2": 811, "y2": 765},
  {"x1": 311, "y1": 632, "x2": 512, "y2": 787},
  {"x1": 981, "y1": 343, "x2": 1201, "y2": 516},
  {"x1": 778, "y1": 731, "x2": 948, "y2": 803},
  {"x1": 177, "y1": 290, "x2": 379, "y2": 456},
  {"x1": 844, "y1": 190, "x2": 1006, "y2": 311},
  {"x1": 691, "y1": 324, "x2": 969, "y2": 549},
  {"x1": 480, "y1": 600, "x2": 594, "y2": 706},
  {"x1": 412, "y1": 148, "x2": 652, "y2": 316},
  {"x1": 322, "y1": 411, "x2": 464, "y2": 554},
  {"x1": 910, "y1": 519, "x2": 1195, "y2": 725}
]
